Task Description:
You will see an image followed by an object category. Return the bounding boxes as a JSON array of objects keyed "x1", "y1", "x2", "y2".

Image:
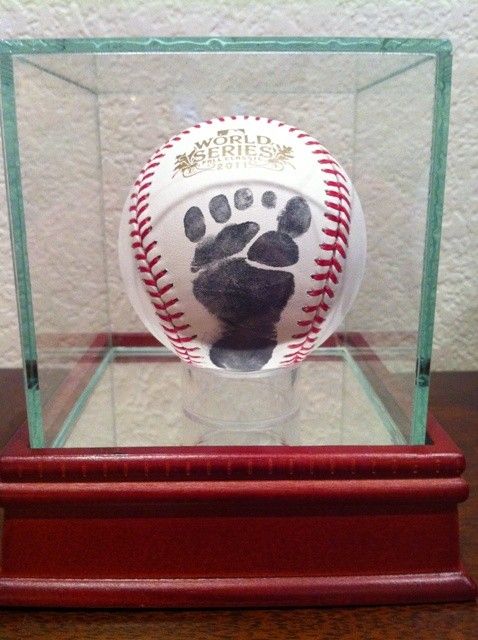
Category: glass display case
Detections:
[
  {"x1": 1, "y1": 38, "x2": 474, "y2": 609},
  {"x1": 1, "y1": 37, "x2": 451, "y2": 449}
]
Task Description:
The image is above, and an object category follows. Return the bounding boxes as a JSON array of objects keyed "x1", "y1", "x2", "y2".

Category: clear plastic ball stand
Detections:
[{"x1": 181, "y1": 365, "x2": 301, "y2": 445}]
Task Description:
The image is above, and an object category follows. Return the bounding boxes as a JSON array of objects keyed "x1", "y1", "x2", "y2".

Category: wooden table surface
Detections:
[{"x1": 0, "y1": 370, "x2": 476, "y2": 639}]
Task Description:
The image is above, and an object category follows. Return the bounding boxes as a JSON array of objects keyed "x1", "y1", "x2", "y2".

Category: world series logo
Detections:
[{"x1": 173, "y1": 128, "x2": 295, "y2": 178}]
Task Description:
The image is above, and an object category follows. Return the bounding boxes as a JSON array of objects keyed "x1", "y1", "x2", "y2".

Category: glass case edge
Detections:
[
  {"x1": 411, "y1": 46, "x2": 453, "y2": 444},
  {"x1": 0, "y1": 53, "x2": 45, "y2": 447},
  {"x1": 0, "y1": 37, "x2": 453, "y2": 56}
]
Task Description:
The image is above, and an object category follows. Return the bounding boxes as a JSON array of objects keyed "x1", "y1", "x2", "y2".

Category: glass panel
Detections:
[
  {"x1": 9, "y1": 55, "x2": 114, "y2": 446},
  {"x1": 347, "y1": 57, "x2": 436, "y2": 443},
  {"x1": 0, "y1": 39, "x2": 451, "y2": 447},
  {"x1": 28, "y1": 51, "x2": 430, "y2": 96},
  {"x1": 63, "y1": 347, "x2": 404, "y2": 447}
]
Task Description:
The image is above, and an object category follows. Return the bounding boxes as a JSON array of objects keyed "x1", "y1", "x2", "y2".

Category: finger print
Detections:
[
  {"x1": 184, "y1": 206, "x2": 206, "y2": 242},
  {"x1": 209, "y1": 194, "x2": 232, "y2": 222},
  {"x1": 277, "y1": 196, "x2": 311, "y2": 238},
  {"x1": 234, "y1": 188, "x2": 253, "y2": 210}
]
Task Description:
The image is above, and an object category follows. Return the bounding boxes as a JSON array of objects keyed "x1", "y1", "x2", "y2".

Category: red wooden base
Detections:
[{"x1": 0, "y1": 418, "x2": 475, "y2": 607}]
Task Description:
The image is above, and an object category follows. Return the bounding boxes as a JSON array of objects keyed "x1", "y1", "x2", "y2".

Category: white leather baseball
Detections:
[{"x1": 119, "y1": 115, "x2": 366, "y2": 372}]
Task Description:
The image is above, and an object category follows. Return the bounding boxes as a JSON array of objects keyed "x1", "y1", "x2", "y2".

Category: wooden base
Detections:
[
  {"x1": 0, "y1": 574, "x2": 474, "y2": 609},
  {"x1": 0, "y1": 418, "x2": 475, "y2": 608}
]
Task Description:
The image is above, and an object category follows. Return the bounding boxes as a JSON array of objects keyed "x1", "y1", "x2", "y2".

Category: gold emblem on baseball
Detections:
[{"x1": 119, "y1": 115, "x2": 366, "y2": 372}]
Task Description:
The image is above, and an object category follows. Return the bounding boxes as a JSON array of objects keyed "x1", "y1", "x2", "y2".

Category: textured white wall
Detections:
[{"x1": 0, "y1": 0, "x2": 477, "y2": 370}]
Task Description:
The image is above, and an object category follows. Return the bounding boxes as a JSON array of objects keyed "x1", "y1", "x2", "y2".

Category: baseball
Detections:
[{"x1": 119, "y1": 115, "x2": 366, "y2": 372}]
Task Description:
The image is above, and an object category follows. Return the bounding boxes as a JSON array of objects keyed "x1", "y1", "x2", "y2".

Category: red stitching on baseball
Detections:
[
  {"x1": 169, "y1": 334, "x2": 198, "y2": 345},
  {"x1": 316, "y1": 257, "x2": 342, "y2": 272},
  {"x1": 323, "y1": 228, "x2": 348, "y2": 245},
  {"x1": 325, "y1": 180, "x2": 350, "y2": 194},
  {"x1": 311, "y1": 271, "x2": 338, "y2": 284},
  {"x1": 325, "y1": 200, "x2": 351, "y2": 220},
  {"x1": 136, "y1": 193, "x2": 149, "y2": 206},
  {"x1": 162, "y1": 323, "x2": 191, "y2": 334},
  {"x1": 157, "y1": 311, "x2": 183, "y2": 322},
  {"x1": 326, "y1": 190, "x2": 351, "y2": 208},
  {"x1": 148, "y1": 283, "x2": 173, "y2": 298},
  {"x1": 324, "y1": 214, "x2": 350, "y2": 234},
  {"x1": 136, "y1": 179, "x2": 152, "y2": 191},
  {"x1": 280, "y1": 121, "x2": 352, "y2": 366},
  {"x1": 322, "y1": 168, "x2": 347, "y2": 181},
  {"x1": 321, "y1": 242, "x2": 347, "y2": 259},
  {"x1": 128, "y1": 144, "x2": 202, "y2": 364}
]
